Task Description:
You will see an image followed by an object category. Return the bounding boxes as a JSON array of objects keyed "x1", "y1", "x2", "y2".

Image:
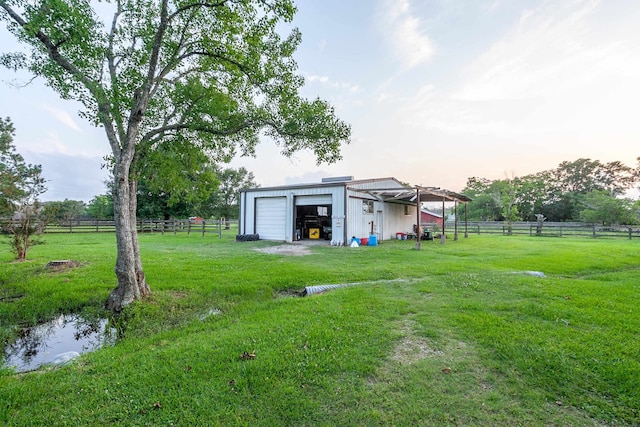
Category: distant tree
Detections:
[
  {"x1": 598, "y1": 161, "x2": 636, "y2": 196},
  {"x1": 552, "y1": 158, "x2": 603, "y2": 194},
  {"x1": 86, "y1": 194, "x2": 114, "y2": 219},
  {"x1": 206, "y1": 166, "x2": 258, "y2": 220},
  {"x1": 579, "y1": 191, "x2": 637, "y2": 226},
  {"x1": 43, "y1": 199, "x2": 86, "y2": 223},
  {"x1": 635, "y1": 157, "x2": 640, "y2": 191},
  {"x1": 136, "y1": 140, "x2": 218, "y2": 220},
  {"x1": 464, "y1": 158, "x2": 640, "y2": 223},
  {"x1": 512, "y1": 172, "x2": 550, "y2": 221},
  {"x1": 462, "y1": 178, "x2": 501, "y2": 221},
  {"x1": 553, "y1": 158, "x2": 637, "y2": 197},
  {"x1": 0, "y1": 117, "x2": 47, "y2": 260},
  {"x1": 462, "y1": 177, "x2": 521, "y2": 223},
  {"x1": 500, "y1": 175, "x2": 520, "y2": 235},
  {"x1": 462, "y1": 193, "x2": 499, "y2": 221},
  {"x1": 1, "y1": 0, "x2": 351, "y2": 311}
]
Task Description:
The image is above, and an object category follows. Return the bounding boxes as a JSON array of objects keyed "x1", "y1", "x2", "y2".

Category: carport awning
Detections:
[{"x1": 350, "y1": 186, "x2": 472, "y2": 203}]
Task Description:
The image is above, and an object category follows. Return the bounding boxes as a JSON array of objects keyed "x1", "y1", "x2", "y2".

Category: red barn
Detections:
[{"x1": 420, "y1": 210, "x2": 443, "y2": 228}]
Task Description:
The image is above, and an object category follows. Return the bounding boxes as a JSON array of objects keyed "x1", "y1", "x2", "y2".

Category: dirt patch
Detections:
[
  {"x1": 254, "y1": 244, "x2": 312, "y2": 256},
  {"x1": 391, "y1": 319, "x2": 444, "y2": 365},
  {"x1": 45, "y1": 260, "x2": 81, "y2": 272},
  {"x1": 275, "y1": 290, "x2": 304, "y2": 298}
]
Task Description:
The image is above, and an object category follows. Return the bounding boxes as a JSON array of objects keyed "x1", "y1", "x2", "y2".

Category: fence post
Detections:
[
  {"x1": 202, "y1": 220, "x2": 206, "y2": 237},
  {"x1": 187, "y1": 220, "x2": 191, "y2": 235},
  {"x1": 219, "y1": 218, "x2": 222, "y2": 239},
  {"x1": 592, "y1": 225, "x2": 596, "y2": 238},
  {"x1": 477, "y1": 225, "x2": 480, "y2": 235},
  {"x1": 629, "y1": 227, "x2": 633, "y2": 240}
]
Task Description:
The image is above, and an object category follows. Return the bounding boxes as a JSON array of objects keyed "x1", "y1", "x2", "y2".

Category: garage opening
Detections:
[{"x1": 295, "y1": 204, "x2": 332, "y2": 241}]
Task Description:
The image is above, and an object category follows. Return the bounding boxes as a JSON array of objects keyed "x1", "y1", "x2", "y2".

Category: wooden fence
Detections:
[
  {"x1": 2, "y1": 218, "x2": 239, "y2": 237},
  {"x1": 5, "y1": 218, "x2": 639, "y2": 240},
  {"x1": 444, "y1": 221, "x2": 640, "y2": 239}
]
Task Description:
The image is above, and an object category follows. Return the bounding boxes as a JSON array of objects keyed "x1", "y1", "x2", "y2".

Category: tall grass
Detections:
[{"x1": 1, "y1": 233, "x2": 638, "y2": 426}]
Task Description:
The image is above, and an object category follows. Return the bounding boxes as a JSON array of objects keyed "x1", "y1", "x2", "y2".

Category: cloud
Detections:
[
  {"x1": 452, "y1": 0, "x2": 606, "y2": 101},
  {"x1": 41, "y1": 104, "x2": 83, "y2": 132},
  {"x1": 395, "y1": 0, "x2": 640, "y2": 140},
  {"x1": 305, "y1": 74, "x2": 360, "y2": 93},
  {"x1": 22, "y1": 151, "x2": 109, "y2": 201},
  {"x1": 377, "y1": 0, "x2": 435, "y2": 69}
]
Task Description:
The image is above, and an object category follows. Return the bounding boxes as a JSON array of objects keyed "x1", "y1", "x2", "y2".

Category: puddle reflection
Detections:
[{"x1": 2, "y1": 314, "x2": 117, "y2": 372}]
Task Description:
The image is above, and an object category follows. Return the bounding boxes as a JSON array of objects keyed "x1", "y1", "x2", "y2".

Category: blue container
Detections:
[{"x1": 368, "y1": 234, "x2": 378, "y2": 246}]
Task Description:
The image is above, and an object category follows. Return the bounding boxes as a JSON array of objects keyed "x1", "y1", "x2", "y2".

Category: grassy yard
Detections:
[{"x1": 1, "y1": 233, "x2": 638, "y2": 426}]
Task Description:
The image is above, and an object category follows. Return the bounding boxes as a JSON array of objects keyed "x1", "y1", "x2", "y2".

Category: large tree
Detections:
[{"x1": 1, "y1": 0, "x2": 350, "y2": 311}]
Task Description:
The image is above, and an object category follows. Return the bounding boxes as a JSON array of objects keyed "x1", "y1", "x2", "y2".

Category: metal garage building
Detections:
[{"x1": 239, "y1": 176, "x2": 471, "y2": 245}]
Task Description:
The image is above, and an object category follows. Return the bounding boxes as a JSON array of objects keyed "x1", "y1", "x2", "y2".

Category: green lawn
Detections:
[{"x1": 1, "y1": 233, "x2": 639, "y2": 426}]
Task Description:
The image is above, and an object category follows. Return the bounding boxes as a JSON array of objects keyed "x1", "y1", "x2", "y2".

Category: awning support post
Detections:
[
  {"x1": 415, "y1": 187, "x2": 421, "y2": 250},
  {"x1": 441, "y1": 197, "x2": 446, "y2": 244},
  {"x1": 464, "y1": 203, "x2": 469, "y2": 238},
  {"x1": 454, "y1": 201, "x2": 459, "y2": 241}
]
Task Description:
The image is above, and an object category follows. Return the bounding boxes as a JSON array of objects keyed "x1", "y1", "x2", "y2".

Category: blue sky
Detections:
[{"x1": 2, "y1": 0, "x2": 639, "y2": 201}]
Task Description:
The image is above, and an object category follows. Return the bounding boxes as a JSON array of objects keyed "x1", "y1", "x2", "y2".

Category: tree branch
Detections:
[
  {"x1": 106, "y1": 0, "x2": 126, "y2": 142},
  {"x1": 0, "y1": 0, "x2": 121, "y2": 157}
]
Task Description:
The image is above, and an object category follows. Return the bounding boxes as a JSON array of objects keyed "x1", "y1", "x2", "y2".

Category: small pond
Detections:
[{"x1": 2, "y1": 314, "x2": 117, "y2": 373}]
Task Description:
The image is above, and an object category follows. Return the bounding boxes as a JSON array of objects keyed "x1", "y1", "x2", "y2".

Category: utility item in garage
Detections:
[{"x1": 309, "y1": 228, "x2": 320, "y2": 239}]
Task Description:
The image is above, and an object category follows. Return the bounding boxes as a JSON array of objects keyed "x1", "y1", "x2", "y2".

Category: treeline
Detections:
[
  {"x1": 41, "y1": 166, "x2": 257, "y2": 222},
  {"x1": 462, "y1": 158, "x2": 640, "y2": 225}
]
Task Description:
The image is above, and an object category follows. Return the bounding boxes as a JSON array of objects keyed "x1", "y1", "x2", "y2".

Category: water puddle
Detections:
[{"x1": 2, "y1": 314, "x2": 117, "y2": 373}]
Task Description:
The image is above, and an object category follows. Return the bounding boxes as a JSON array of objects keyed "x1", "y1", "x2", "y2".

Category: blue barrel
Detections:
[{"x1": 368, "y1": 234, "x2": 378, "y2": 246}]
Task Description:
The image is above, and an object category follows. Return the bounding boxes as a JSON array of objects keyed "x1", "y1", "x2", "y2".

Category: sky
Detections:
[{"x1": 1, "y1": 0, "x2": 639, "y2": 201}]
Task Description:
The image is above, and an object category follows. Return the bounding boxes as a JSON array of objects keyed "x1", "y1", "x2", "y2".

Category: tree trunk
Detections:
[
  {"x1": 129, "y1": 179, "x2": 150, "y2": 296},
  {"x1": 105, "y1": 165, "x2": 150, "y2": 311}
]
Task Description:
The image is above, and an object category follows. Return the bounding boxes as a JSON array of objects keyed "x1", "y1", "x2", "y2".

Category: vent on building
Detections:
[{"x1": 321, "y1": 176, "x2": 354, "y2": 183}]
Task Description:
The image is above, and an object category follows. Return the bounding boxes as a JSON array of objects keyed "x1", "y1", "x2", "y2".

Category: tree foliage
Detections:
[
  {"x1": 0, "y1": 116, "x2": 47, "y2": 260},
  {"x1": 579, "y1": 191, "x2": 638, "y2": 226},
  {"x1": 135, "y1": 164, "x2": 257, "y2": 220},
  {"x1": 206, "y1": 166, "x2": 257, "y2": 219},
  {"x1": 463, "y1": 158, "x2": 639, "y2": 223},
  {"x1": 86, "y1": 194, "x2": 114, "y2": 219},
  {"x1": 42, "y1": 199, "x2": 86, "y2": 223},
  {"x1": 1, "y1": 0, "x2": 351, "y2": 310}
]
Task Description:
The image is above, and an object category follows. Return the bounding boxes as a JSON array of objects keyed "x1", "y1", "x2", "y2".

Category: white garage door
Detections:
[{"x1": 255, "y1": 197, "x2": 287, "y2": 241}]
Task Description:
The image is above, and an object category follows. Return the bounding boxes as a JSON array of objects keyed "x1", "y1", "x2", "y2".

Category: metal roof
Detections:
[
  {"x1": 350, "y1": 185, "x2": 472, "y2": 203},
  {"x1": 240, "y1": 178, "x2": 471, "y2": 203}
]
